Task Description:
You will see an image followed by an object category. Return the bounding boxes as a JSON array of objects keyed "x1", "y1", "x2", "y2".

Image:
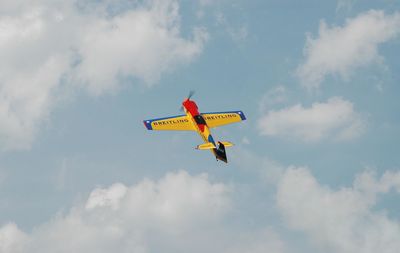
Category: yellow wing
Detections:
[
  {"x1": 202, "y1": 111, "x2": 246, "y2": 128},
  {"x1": 143, "y1": 115, "x2": 195, "y2": 131}
]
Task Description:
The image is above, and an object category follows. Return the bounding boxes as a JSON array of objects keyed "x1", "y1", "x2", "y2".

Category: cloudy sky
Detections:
[{"x1": 1, "y1": 0, "x2": 400, "y2": 252}]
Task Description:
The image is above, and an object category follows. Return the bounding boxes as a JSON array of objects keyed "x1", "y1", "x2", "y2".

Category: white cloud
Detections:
[
  {"x1": 277, "y1": 167, "x2": 400, "y2": 253},
  {"x1": 75, "y1": 1, "x2": 208, "y2": 95},
  {"x1": 258, "y1": 85, "x2": 287, "y2": 113},
  {"x1": 241, "y1": 136, "x2": 250, "y2": 145},
  {"x1": 0, "y1": 7, "x2": 72, "y2": 150},
  {"x1": 226, "y1": 228, "x2": 286, "y2": 253},
  {"x1": 0, "y1": 170, "x2": 289, "y2": 253},
  {"x1": 336, "y1": 0, "x2": 357, "y2": 12},
  {"x1": 258, "y1": 97, "x2": 365, "y2": 142},
  {"x1": 0, "y1": 223, "x2": 28, "y2": 253},
  {"x1": 297, "y1": 10, "x2": 400, "y2": 90},
  {"x1": 230, "y1": 147, "x2": 285, "y2": 185},
  {"x1": 85, "y1": 182, "x2": 127, "y2": 210},
  {"x1": 0, "y1": 170, "x2": 232, "y2": 253},
  {"x1": 215, "y1": 12, "x2": 248, "y2": 44},
  {"x1": 0, "y1": 0, "x2": 207, "y2": 150}
]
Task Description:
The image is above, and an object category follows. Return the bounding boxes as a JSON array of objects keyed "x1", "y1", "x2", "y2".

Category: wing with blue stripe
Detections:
[{"x1": 201, "y1": 111, "x2": 246, "y2": 128}]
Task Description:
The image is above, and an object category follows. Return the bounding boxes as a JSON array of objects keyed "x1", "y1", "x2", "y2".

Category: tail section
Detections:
[
  {"x1": 218, "y1": 141, "x2": 233, "y2": 147},
  {"x1": 196, "y1": 142, "x2": 216, "y2": 150},
  {"x1": 215, "y1": 142, "x2": 227, "y2": 163},
  {"x1": 215, "y1": 141, "x2": 234, "y2": 163},
  {"x1": 196, "y1": 141, "x2": 234, "y2": 163}
]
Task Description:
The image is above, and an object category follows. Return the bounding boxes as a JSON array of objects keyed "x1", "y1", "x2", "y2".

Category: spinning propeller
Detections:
[{"x1": 180, "y1": 90, "x2": 195, "y2": 111}]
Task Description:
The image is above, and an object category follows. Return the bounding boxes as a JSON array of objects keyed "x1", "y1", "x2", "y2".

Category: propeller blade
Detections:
[
  {"x1": 187, "y1": 90, "x2": 195, "y2": 100},
  {"x1": 180, "y1": 90, "x2": 194, "y2": 111}
]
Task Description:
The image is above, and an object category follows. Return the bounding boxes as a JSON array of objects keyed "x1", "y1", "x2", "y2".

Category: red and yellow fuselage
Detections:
[
  {"x1": 181, "y1": 99, "x2": 220, "y2": 158},
  {"x1": 143, "y1": 98, "x2": 246, "y2": 163}
]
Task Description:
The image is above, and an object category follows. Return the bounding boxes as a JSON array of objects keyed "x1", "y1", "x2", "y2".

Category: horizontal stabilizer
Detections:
[
  {"x1": 196, "y1": 142, "x2": 216, "y2": 150},
  {"x1": 218, "y1": 141, "x2": 234, "y2": 147}
]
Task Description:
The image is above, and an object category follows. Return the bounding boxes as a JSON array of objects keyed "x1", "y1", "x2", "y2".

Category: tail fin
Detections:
[{"x1": 215, "y1": 141, "x2": 230, "y2": 163}]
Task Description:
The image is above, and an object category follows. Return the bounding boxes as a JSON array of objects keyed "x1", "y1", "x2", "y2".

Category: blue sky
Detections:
[{"x1": 1, "y1": 0, "x2": 400, "y2": 252}]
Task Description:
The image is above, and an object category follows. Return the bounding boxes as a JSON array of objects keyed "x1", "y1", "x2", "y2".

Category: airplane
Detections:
[{"x1": 143, "y1": 92, "x2": 246, "y2": 163}]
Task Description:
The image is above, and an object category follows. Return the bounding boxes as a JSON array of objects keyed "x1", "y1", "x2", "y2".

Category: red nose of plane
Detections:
[{"x1": 182, "y1": 99, "x2": 199, "y2": 116}]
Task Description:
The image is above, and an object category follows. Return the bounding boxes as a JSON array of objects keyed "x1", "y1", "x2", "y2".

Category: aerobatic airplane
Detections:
[{"x1": 143, "y1": 92, "x2": 246, "y2": 163}]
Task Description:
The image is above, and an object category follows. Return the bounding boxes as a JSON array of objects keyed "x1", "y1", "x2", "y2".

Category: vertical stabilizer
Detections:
[{"x1": 215, "y1": 142, "x2": 228, "y2": 163}]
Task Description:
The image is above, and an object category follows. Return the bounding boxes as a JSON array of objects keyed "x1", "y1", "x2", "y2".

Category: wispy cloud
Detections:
[
  {"x1": 0, "y1": 171, "x2": 230, "y2": 252},
  {"x1": 258, "y1": 86, "x2": 287, "y2": 113},
  {"x1": 0, "y1": 0, "x2": 207, "y2": 150},
  {"x1": 0, "y1": 170, "x2": 288, "y2": 253},
  {"x1": 215, "y1": 12, "x2": 248, "y2": 44},
  {"x1": 336, "y1": 0, "x2": 357, "y2": 12},
  {"x1": 297, "y1": 10, "x2": 400, "y2": 90},
  {"x1": 258, "y1": 97, "x2": 366, "y2": 142},
  {"x1": 277, "y1": 167, "x2": 400, "y2": 253}
]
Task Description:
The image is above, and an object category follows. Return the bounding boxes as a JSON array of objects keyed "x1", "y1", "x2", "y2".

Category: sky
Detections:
[{"x1": 1, "y1": 0, "x2": 400, "y2": 252}]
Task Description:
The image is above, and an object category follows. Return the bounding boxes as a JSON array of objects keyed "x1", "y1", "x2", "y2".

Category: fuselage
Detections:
[
  {"x1": 182, "y1": 99, "x2": 218, "y2": 158},
  {"x1": 143, "y1": 97, "x2": 244, "y2": 162}
]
